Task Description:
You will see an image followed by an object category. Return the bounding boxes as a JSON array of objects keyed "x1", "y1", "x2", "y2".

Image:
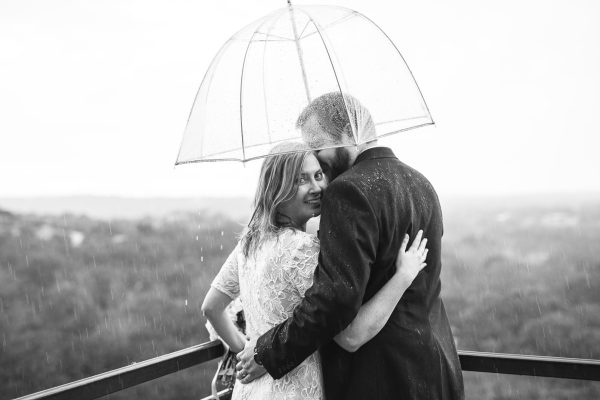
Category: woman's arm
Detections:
[
  {"x1": 201, "y1": 287, "x2": 246, "y2": 353},
  {"x1": 334, "y1": 230, "x2": 428, "y2": 352}
]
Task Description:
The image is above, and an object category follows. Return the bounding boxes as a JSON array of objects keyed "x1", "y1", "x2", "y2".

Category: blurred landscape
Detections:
[{"x1": 1, "y1": 195, "x2": 599, "y2": 399}]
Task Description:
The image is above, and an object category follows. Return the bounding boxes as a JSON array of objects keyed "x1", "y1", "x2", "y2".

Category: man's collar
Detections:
[{"x1": 353, "y1": 146, "x2": 397, "y2": 166}]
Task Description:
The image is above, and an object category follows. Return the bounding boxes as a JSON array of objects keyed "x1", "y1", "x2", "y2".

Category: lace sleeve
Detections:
[
  {"x1": 285, "y1": 233, "x2": 320, "y2": 297},
  {"x1": 211, "y1": 242, "x2": 241, "y2": 300}
]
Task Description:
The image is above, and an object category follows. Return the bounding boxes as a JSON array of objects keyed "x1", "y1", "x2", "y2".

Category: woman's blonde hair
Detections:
[{"x1": 241, "y1": 142, "x2": 312, "y2": 257}]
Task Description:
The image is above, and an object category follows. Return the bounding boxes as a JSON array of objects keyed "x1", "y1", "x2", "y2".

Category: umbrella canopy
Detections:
[{"x1": 176, "y1": 4, "x2": 432, "y2": 164}]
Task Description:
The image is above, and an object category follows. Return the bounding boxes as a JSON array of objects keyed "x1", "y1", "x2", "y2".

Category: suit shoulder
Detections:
[{"x1": 324, "y1": 173, "x2": 367, "y2": 200}]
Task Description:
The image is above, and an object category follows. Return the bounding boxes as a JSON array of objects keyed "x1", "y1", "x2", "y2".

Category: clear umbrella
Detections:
[{"x1": 176, "y1": 3, "x2": 433, "y2": 164}]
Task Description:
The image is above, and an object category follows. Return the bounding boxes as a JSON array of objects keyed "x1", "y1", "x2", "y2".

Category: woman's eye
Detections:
[
  {"x1": 315, "y1": 172, "x2": 323, "y2": 180},
  {"x1": 298, "y1": 177, "x2": 307, "y2": 184}
]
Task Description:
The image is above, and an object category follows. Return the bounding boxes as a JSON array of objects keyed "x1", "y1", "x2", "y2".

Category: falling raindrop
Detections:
[
  {"x1": 584, "y1": 268, "x2": 591, "y2": 288},
  {"x1": 201, "y1": 256, "x2": 204, "y2": 262},
  {"x1": 8, "y1": 262, "x2": 15, "y2": 280}
]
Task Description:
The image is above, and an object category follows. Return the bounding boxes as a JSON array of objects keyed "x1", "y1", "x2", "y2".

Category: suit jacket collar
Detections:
[{"x1": 353, "y1": 146, "x2": 397, "y2": 166}]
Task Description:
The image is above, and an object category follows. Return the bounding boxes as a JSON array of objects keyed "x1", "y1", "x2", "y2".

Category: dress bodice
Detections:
[{"x1": 211, "y1": 229, "x2": 323, "y2": 400}]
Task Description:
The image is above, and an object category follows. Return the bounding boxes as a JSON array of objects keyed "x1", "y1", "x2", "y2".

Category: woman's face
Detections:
[{"x1": 278, "y1": 154, "x2": 327, "y2": 227}]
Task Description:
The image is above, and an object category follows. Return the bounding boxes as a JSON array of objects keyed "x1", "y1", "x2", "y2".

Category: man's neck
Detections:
[
  {"x1": 357, "y1": 140, "x2": 379, "y2": 155},
  {"x1": 347, "y1": 140, "x2": 380, "y2": 166}
]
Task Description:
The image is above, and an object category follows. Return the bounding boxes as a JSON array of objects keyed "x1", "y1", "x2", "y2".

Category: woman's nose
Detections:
[{"x1": 308, "y1": 179, "x2": 322, "y2": 193}]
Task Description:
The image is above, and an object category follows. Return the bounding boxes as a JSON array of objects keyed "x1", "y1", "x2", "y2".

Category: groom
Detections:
[{"x1": 237, "y1": 92, "x2": 464, "y2": 400}]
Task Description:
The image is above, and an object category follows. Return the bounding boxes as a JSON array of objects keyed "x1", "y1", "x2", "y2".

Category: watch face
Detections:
[{"x1": 253, "y1": 348, "x2": 263, "y2": 365}]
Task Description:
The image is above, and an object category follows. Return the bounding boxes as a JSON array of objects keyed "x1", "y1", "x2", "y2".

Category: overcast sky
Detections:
[{"x1": 0, "y1": 0, "x2": 598, "y2": 198}]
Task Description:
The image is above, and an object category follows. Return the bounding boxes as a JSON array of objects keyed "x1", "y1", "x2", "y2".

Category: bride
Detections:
[{"x1": 201, "y1": 142, "x2": 428, "y2": 400}]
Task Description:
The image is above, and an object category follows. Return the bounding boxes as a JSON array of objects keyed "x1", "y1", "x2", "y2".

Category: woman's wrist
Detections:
[{"x1": 393, "y1": 268, "x2": 416, "y2": 284}]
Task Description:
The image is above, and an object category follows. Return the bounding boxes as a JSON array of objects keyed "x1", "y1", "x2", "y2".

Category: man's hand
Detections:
[{"x1": 235, "y1": 337, "x2": 267, "y2": 384}]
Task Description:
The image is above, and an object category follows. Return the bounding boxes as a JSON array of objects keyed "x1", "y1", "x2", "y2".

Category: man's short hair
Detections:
[{"x1": 296, "y1": 92, "x2": 376, "y2": 148}]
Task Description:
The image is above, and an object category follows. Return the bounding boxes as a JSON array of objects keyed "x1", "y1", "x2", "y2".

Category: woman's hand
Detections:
[{"x1": 395, "y1": 230, "x2": 428, "y2": 281}]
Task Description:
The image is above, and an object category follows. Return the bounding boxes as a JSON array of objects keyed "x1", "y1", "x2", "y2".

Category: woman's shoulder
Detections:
[
  {"x1": 278, "y1": 228, "x2": 319, "y2": 250},
  {"x1": 279, "y1": 228, "x2": 317, "y2": 241}
]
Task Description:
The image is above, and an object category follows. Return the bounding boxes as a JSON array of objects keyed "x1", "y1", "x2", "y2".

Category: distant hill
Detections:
[
  {"x1": 0, "y1": 196, "x2": 253, "y2": 222},
  {"x1": 1, "y1": 193, "x2": 599, "y2": 223}
]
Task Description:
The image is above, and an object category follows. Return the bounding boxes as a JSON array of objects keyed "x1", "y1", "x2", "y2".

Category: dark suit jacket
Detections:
[{"x1": 255, "y1": 147, "x2": 464, "y2": 400}]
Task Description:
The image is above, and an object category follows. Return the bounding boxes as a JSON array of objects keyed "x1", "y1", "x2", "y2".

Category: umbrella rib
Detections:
[
  {"x1": 239, "y1": 11, "x2": 284, "y2": 162},
  {"x1": 294, "y1": 6, "x2": 358, "y2": 144},
  {"x1": 175, "y1": 39, "x2": 234, "y2": 165},
  {"x1": 254, "y1": 31, "x2": 294, "y2": 41},
  {"x1": 177, "y1": 135, "x2": 417, "y2": 164},
  {"x1": 375, "y1": 115, "x2": 432, "y2": 125},
  {"x1": 262, "y1": 38, "x2": 271, "y2": 145},
  {"x1": 261, "y1": 12, "x2": 285, "y2": 145},
  {"x1": 298, "y1": 11, "x2": 356, "y2": 41},
  {"x1": 355, "y1": 12, "x2": 434, "y2": 124},
  {"x1": 177, "y1": 156, "x2": 244, "y2": 164},
  {"x1": 297, "y1": 20, "x2": 312, "y2": 39},
  {"x1": 179, "y1": 117, "x2": 434, "y2": 164},
  {"x1": 177, "y1": 11, "x2": 278, "y2": 165},
  {"x1": 288, "y1": 4, "x2": 311, "y2": 103},
  {"x1": 192, "y1": 136, "x2": 305, "y2": 160},
  {"x1": 374, "y1": 122, "x2": 434, "y2": 141}
]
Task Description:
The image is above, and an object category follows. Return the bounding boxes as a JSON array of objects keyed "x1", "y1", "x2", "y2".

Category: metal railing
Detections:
[
  {"x1": 13, "y1": 342, "x2": 225, "y2": 400},
  {"x1": 13, "y1": 341, "x2": 600, "y2": 400}
]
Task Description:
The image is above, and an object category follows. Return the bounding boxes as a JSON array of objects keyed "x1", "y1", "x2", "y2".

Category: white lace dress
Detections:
[{"x1": 211, "y1": 229, "x2": 324, "y2": 400}]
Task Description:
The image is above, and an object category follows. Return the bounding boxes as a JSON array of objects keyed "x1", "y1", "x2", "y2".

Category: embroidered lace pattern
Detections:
[{"x1": 211, "y1": 229, "x2": 323, "y2": 400}]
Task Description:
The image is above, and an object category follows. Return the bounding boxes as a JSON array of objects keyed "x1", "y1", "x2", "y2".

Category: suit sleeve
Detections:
[{"x1": 255, "y1": 179, "x2": 379, "y2": 378}]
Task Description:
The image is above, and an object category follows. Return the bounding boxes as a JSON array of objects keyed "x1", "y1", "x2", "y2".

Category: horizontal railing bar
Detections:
[
  {"x1": 200, "y1": 388, "x2": 233, "y2": 400},
  {"x1": 459, "y1": 350, "x2": 600, "y2": 381},
  {"x1": 11, "y1": 343, "x2": 600, "y2": 400},
  {"x1": 13, "y1": 341, "x2": 226, "y2": 400}
]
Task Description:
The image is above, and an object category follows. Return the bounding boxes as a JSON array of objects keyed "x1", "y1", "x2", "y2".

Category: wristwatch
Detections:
[{"x1": 253, "y1": 346, "x2": 263, "y2": 366}]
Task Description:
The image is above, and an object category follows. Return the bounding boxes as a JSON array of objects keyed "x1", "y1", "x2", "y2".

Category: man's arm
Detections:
[
  {"x1": 333, "y1": 231, "x2": 427, "y2": 352},
  {"x1": 254, "y1": 179, "x2": 379, "y2": 379}
]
